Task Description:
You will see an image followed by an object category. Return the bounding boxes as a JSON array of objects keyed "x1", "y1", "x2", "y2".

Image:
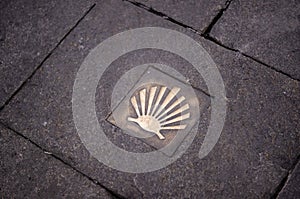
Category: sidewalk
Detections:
[{"x1": 0, "y1": 0, "x2": 299, "y2": 198}]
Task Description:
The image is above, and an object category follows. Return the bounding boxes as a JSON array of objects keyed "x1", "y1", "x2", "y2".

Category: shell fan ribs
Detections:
[{"x1": 127, "y1": 85, "x2": 190, "y2": 140}]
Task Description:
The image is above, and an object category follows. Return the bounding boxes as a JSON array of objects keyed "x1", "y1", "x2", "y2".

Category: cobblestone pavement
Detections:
[{"x1": 1, "y1": 0, "x2": 299, "y2": 198}]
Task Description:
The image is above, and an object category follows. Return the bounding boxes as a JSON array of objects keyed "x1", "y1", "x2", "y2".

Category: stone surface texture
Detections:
[
  {"x1": 210, "y1": 0, "x2": 300, "y2": 80},
  {"x1": 0, "y1": 0, "x2": 95, "y2": 107},
  {"x1": 0, "y1": 0, "x2": 299, "y2": 198},
  {"x1": 0, "y1": 124, "x2": 112, "y2": 198}
]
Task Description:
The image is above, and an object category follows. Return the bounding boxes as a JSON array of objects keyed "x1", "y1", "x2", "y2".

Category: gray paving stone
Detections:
[
  {"x1": 278, "y1": 160, "x2": 300, "y2": 199},
  {"x1": 210, "y1": 0, "x2": 300, "y2": 80},
  {"x1": 0, "y1": 124, "x2": 112, "y2": 198},
  {"x1": 0, "y1": 0, "x2": 299, "y2": 198},
  {"x1": 133, "y1": 0, "x2": 228, "y2": 32},
  {"x1": 0, "y1": 0, "x2": 95, "y2": 107}
]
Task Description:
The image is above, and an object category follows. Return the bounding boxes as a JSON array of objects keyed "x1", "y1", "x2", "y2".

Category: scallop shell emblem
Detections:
[{"x1": 128, "y1": 85, "x2": 190, "y2": 140}]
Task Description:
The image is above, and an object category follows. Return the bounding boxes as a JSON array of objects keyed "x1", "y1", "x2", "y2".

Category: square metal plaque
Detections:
[{"x1": 107, "y1": 65, "x2": 208, "y2": 157}]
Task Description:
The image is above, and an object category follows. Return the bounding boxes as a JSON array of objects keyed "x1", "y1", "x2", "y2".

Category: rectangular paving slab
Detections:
[
  {"x1": 0, "y1": 0, "x2": 299, "y2": 198},
  {"x1": 0, "y1": 0, "x2": 95, "y2": 108},
  {"x1": 210, "y1": 0, "x2": 300, "y2": 80},
  {"x1": 0, "y1": 124, "x2": 112, "y2": 198}
]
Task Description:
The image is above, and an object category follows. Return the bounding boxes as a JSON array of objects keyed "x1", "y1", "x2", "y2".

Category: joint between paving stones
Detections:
[
  {"x1": 202, "y1": 0, "x2": 233, "y2": 36},
  {"x1": 241, "y1": 53, "x2": 300, "y2": 82},
  {"x1": 123, "y1": 0, "x2": 201, "y2": 34},
  {"x1": 0, "y1": 4, "x2": 96, "y2": 112},
  {"x1": 0, "y1": 121, "x2": 126, "y2": 199},
  {"x1": 123, "y1": 0, "x2": 300, "y2": 82},
  {"x1": 271, "y1": 154, "x2": 300, "y2": 199}
]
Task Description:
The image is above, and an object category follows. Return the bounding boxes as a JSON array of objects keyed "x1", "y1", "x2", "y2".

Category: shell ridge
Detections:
[
  {"x1": 160, "y1": 113, "x2": 190, "y2": 126},
  {"x1": 146, "y1": 86, "x2": 157, "y2": 115},
  {"x1": 150, "y1": 86, "x2": 167, "y2": 116},
  {"x1": 158, "y1": 103, "x2": 190, "y2": 122},
  {"x1": 130, "y1": 96, "x2": 141, "y2": 117},
  {"x1": 156, "y1": 96, "x2": 186, "y2": 120},
  {"x1": 140, "y1": 89, "x2": 146, "y2": 116},
  {"x1": 161, "y1": 125, "x2": 187, "y2": 130},
  {"x1": 153, "y1": 87, "x2": 181, "y2": 118}
]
